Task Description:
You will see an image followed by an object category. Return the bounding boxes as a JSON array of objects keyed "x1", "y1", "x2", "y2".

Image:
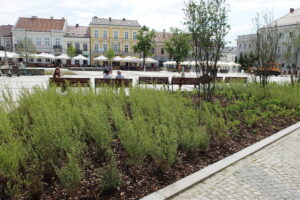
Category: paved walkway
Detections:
[{"x1": 171, "y1": 128, "x2": 300, "y2": 200}]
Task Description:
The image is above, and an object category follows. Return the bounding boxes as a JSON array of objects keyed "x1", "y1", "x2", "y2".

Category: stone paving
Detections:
[{"x1": 171, "y1": 128, "x2": 300, "y2": 200}]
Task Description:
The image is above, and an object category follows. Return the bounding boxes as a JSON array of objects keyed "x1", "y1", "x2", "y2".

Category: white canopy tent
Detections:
[
  {"x1": 72, "y1": 54, "x2": 88, "y2": 66},
  {"x1": 56, "y1": 54, "x2": 71, "y2": 60},
  {"x1": 6, "y1": 52, "x2": 19, "y2": 59},
  {"x1": 94, "y1": 55, "x2": 108, "y2": 61},
  {"x1": 123, "y1": 56, "x2": 140, "y2": 63},
  {"x1": 112, "y1": 56, "x2": 124, "y2": 62},
  {"x1": 140, "y1": 57, "x2": 159, "y2": 64}
]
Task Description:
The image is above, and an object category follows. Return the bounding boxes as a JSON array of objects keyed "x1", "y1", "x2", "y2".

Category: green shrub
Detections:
[{"x1": 101, "y1": 159, "x2": 122, "y2": 192}]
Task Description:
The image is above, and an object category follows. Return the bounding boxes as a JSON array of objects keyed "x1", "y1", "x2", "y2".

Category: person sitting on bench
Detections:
[
  {"x1": 103, "y1": 69, "x2": 112, "y2": 79},
  {"x1": 53, "y1": 67, "x2": 62, "y2": 78},
  {"x1": 115, "y1": 71, "x2": 124, "y2": 79}
]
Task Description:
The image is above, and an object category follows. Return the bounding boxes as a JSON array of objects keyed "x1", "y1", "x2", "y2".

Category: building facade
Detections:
[
  {"x1": 90, "y1": 17, "x2": 141, "y2": 65},
  {"x1": 12, "y1": 16, "x2": 67, "y2": 55},
  {"x1": 0, "y1": 25, "x2": 13, "y2": 52},
  {"x1": 236, "y1": 8, "x2": 300, "y2": 70},
  {"x1": 153, "y1": 30, "x2": 172, "y2": 65},
  {"x1": 64, "y1": 24, "x2": 90, "y2": 65},
  {"x1": 220, "y1": 47, "x2": 237, "y2": 63}
]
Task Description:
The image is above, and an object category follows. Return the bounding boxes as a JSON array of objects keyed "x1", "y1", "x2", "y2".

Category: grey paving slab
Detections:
[{"x1": 171, "y1": 128, "x2": 300, "y2": 200}]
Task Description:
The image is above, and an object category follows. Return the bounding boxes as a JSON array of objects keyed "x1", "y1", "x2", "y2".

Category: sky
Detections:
[{"x1": 0, "y1": 0, "x2": 299, "y2": 46}]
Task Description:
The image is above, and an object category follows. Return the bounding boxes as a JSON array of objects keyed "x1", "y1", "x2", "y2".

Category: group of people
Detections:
[{"x1": 53, "y1": 67, "x2": 125, "y2": 79}]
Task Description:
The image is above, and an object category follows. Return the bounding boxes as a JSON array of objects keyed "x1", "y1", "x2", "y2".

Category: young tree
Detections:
[
  {"x1": 250, "y1": 11, "x2": 280, "y2": 87},
  {"x1": 133, "y1": 26, "x2": 156, "y2": 71},
  {"x1": 105, "y1": 48, "x2": 115, "y2": 66},
  {"x1": 283, "y1": 26, "x2": 300, "y2": 85},
  {"x1": 184, "y1": 0, "x2": 230, "y2": 100},
  {"x1": 15, "y1": 37, "x2": 36, "y2": 64},
  {"x1": 238, "y1": 52, "x2": 257, "y2": 71},
  {"x1": 164, "y1": 28, "x2": 192, "y2": 72},
  {"x1": 67, "y1": 44, "x2": 76, "y2": 58}
]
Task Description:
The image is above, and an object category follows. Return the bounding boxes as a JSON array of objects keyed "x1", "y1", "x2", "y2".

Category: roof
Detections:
[
  {"x1": 222, "y1": 47, "x2": 237, "y2": 54},
  {"x1": 65, "y1": 25, "x2": 90, "y2": 38},
  {"x1": 0, "y1": 25, "x2": 13, "y2": 37},
  {"x1": 155, "y1": 31, "x2": 173, "y2": 43},
  {"x1": 91, "y1": 17, "x2": 140, "y2": 27},
  {"x1": 273, "y1": 8, "x2": 300, "y2": 27},
  {"x1": 14, "y1": 17, "x2": 65, "y2": 32}
]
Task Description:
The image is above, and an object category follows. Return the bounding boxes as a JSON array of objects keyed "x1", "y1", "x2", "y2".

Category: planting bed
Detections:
[{"x1": 0, "y1": 83, "x2": 299, "y2": 200}]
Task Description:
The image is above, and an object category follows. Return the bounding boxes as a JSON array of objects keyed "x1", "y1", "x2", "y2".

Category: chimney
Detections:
[
  {"x1": 290, "y1": 8, "x2": 295, "y2": 13},
  {"x1": 163, "y1": 29, "x2": 166, "y2": 38},
  {"x1": 31, "y1": 16, "x2": 37, "y2": 19},
  {"x1": 76, "y1": 24, "x2": 79, "y2": 27},
  {"x1": 94, "y1": 16, "x2": 98, "y2": 18},
  {"x1": 50, "y1": 16, "x2": 53, "y2": 19},
  {"x1": 109, "y1": 17, "x2": 112, "y2": 22},
  {"x1": 62, "y1": 17, "x2": 64, "y2": 20},
  {"x1": 122, "y1": 18, "x2": 126, "y2": 21}
]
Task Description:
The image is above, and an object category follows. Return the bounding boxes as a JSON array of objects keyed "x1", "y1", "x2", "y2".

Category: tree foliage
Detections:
[
  {"x1": 133, "y1": 26, "x2": 156, "y2": 71},
  {"x1": 184, "y1": 0, "x2": 230, "y2": 100},
  {"x1": 238, "y1": 52, "x2": 257, "y2": 71},
  {"x1": 67, "y1": 44, "x2": 76, "y2": 58},
  {"x1": 105, "y1": 48, "x2": 115, "y2": 66},
  {"x1": 164, "y1": 28, "x2": 192, "y2": 72},
  {"x1": 250, "y1": 11, "x2": 280, "y2": 87},
  {"x1": 15, "y1": 37, "x2": 36, "y2": 64}
]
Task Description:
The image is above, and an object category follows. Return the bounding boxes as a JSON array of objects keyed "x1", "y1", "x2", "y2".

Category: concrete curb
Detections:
[{"x1": 141, "y1": 122, "x2": 300, "y2": 200}]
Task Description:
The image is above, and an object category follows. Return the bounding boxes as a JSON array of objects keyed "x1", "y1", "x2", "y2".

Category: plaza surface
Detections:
[{"x1": 171, "y1": 128, "x2": 300, "y2": 200}]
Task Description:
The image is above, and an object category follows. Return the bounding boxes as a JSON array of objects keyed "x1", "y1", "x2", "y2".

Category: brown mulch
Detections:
[{"x1": 38, "y1": 115, "x2": 300, "y2": 200}]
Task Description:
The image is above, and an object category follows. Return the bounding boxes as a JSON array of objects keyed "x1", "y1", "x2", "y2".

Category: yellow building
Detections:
[{"x1": 90, "y1": 17, "x2": 141, "y2": 65}]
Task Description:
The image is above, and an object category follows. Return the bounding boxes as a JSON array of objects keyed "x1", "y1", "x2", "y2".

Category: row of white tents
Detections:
[
  {"x1": 163, "y1": 60, "x2": 241, "y2": 67},
  {"x1": 0, "y1": 51, "x2": 159, "y2": 64}
]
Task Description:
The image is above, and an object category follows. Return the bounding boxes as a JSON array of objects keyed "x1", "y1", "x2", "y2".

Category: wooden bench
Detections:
[
  {"x1": 171, "y1": 77, "x2": 200, "y2": 90},
  {"x1": 139, "y1": 77, "x2": 169, "y2": 85},
  {"x1": 138, "y1": 77, "x2": 169, "y2": 89},
  {"x1": 95, "y1": 78, "x2": 133, "y2": 88},
  {"x1": 49, "y1": 78, "x2": 91, "y2": 88},
  {"x1": 224, "y1": 77, "x2": 248, "y2": 83}
]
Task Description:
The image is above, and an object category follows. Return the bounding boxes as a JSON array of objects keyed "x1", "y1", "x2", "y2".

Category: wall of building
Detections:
[
  {"x1": 90, "y1": 25, "x2": 140, "y2": 64},
  {"x1": 64, "y1": 37, "x2": 90, "y2": 64}
]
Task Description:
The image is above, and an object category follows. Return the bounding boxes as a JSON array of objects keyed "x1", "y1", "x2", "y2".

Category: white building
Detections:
[
  {"x1": 64, "y1": 24, "x2": 90, "y2": 65},
  {"x1": 0, "y1": 25, "x2": 13, "y2": 52},
  {"x1": 220, "y1": 47, "x2": 237, "y2": 63},
  {"x1": 236, "y1": 8, "x2": 300, "y2": 71},
  {"x1": 12, "y1": 16, "x2": 67, "y2": 55}
]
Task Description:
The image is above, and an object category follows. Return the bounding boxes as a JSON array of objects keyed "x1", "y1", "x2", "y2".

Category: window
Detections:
[
  {"x1": 29, "y1": 58, "x2": 34, "y2": 62},
  {"x1": 161, "y1": 48, "x2": 164, "y2": 54},
  {"x1": 67, "y1": 43, "x2": 71, "y2": 48},
  {"x1": 55, "y1": 38, "x2": 60, "y2": 46},
  {"x1": 37, "y1": 38, "x2": 42, "y2": 46},
  {"x1": 114, "y1": 31, "x2": 118, "y2": 39},
  {"x1": 95, "y1": 30, "x2": 99, "y2": 38},
  {"x1": 4, "y1": 40, "x2": 10, "y2": 47},
  {"x1": 103, "y1": 44, "x2": 108, "y2": 52},
  {"x1": 75, "y1": 43, "x2": 80, "y2": 50},
  {"x1": 83, "y1": 43, "x2": 88, "y2": 51},
  {"x1": 45, "y1": 38, "x2": 50, "y2": 46},
  {"x1": 290, "y1": 32, "x2": 293, "y2": 37},
  {"x1": 244, "y1": 44, "x2": 246, "y2": 49},
  {"x1": 95, "y1": 44, "x2": 99, "y2": 52},
  {"x1": 46, "y1": 58, "x2": 50, "y2": 62},
  {"x1": 103, "y1": 30, "x2": 108, "y2": 38},
  {"x1": 133, "y1": 32, "x2": 137, "y2": 40},
  {"x1": 125, "y1": 31, "x2": 129, "y2": 39},
  {"x1": 278, "y1": 46, "x2": 281, "y2": 54},
  {"x1": 113, "y1": 44, "x2": 119, "y2": 52},
  {"x1": 17, "y1": 38, "x2": 21, "y2": 44},
  {"x1": 37, "y1": 58, "x2": 42, "y2": 62},
  {"x1": 125, "y1": 44, "x2": 129, "y2": 53}
]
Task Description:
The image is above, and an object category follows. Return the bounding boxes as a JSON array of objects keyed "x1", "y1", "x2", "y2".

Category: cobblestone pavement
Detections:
[{"x1": 171, "y1": 128, "x2": 300, "y2": 200}]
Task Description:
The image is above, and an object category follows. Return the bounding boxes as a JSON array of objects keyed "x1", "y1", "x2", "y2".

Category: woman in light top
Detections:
[{"x1": 103, "y1": 69, "x2": 112, "y2": 79}]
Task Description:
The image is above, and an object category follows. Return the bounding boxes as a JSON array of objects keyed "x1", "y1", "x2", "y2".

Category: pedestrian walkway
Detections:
[{"x1": 171, "y1": 128, "x2": 300, "y2": 200}]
